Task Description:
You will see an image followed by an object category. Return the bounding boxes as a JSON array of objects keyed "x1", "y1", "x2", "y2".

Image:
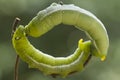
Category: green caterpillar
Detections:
[{"x1": 12, "y1": 3, "x2": 109, "y2": 77}]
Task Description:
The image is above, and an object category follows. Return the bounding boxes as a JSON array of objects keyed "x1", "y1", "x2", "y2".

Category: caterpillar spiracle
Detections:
[{"x1": 12, "y1": 3, "x2": 109, "y2": 78}]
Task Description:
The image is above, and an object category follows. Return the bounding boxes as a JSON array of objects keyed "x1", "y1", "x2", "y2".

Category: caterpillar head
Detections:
[{"x1": 12, "y1": 25, "x2": 26, "y2": 45}]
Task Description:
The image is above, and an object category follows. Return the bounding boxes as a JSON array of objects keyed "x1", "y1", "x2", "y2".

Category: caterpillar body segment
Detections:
[
  {"x1": 25, "y1": 3, "x2": 109, "y2": 59},
  {"x1": 12, "y1": 25, "x2": 91, "y2": 77},
  {"x1": 12, "y1": 3, "x2": 109, "y2": 78}
]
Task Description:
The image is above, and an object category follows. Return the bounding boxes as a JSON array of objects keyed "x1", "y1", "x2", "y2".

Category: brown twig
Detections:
[
  {"x1": 14, "y1": 55, "x2": 20, "y2": 80},
  {"x1": 12, "y1": 17, "x2": 21, "y2": 80},
  {"x1": 83, "y1": 54, "x2": 92, "y2": 67},
  {"x1": 12, "y1": 17, "x2": 20, "y2": 34}
]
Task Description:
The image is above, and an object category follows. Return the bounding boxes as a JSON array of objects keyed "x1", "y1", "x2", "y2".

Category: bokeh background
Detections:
[{"x1": 0, "y1": 0, "x2": 119, "y2": 80}]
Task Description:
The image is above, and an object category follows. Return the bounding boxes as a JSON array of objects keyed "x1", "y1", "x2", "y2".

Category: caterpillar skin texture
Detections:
[
  {"x1": 25, "y1": 3, "x2": 109, "y2": 59},
  {"x1": 12, "y1": 3, "x2": 109, "y2": 78},
  {"x1": 12, "y1": 26, "x2": 91, "y2": 77}
]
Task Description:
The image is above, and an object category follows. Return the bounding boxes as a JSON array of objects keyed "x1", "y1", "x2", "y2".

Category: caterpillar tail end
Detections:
[{"x1": 78, "y1": 39, "x2": 84, "y2": 50}]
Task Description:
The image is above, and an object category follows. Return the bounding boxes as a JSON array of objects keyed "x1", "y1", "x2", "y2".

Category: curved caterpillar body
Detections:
[
  {"x1": 12, "y1": 26, "x2": 91, "y2": 77},
  {"x1": 25, "y1": 3, "x2": 109, "y2": 59},
  {"x1": 12, "y1": 3, "x2": 109, "y2": 78}
]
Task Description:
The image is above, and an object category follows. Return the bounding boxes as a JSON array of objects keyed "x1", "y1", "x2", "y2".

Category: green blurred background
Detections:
[{"x1": 0, "y1": 0, "x2": 119, "y2": 80}]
